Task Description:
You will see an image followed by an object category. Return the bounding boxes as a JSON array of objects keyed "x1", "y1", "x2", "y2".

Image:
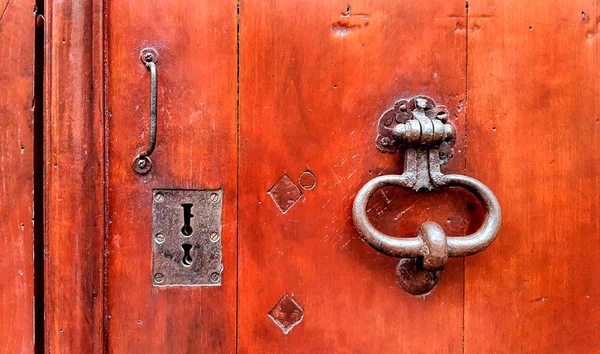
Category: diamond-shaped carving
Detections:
[
  {"x1": 268, "y1": 293, "x2": 304, "y2": 334},
  {"x1": 268, "y1": 174, "x2": 303, "y2": 214}
]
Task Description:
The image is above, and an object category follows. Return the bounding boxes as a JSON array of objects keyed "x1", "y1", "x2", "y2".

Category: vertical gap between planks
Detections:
[
  {"x1": 102, "y1": 0, "x2": 110, "y2": 351},
  {"x1": 235, "y1": 0, "x2": 241, "y2": 352},
  {"x1": 33, "y1": 0, "x2": 45, "y2": 352},
  {"x1": 462, "y1": 0, "x2": 469, "y2": 354}
]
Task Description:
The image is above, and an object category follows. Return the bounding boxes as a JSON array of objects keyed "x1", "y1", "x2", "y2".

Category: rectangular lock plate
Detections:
[{"x1": 152, "y1": 189, "x2": 223, "y2": 286}]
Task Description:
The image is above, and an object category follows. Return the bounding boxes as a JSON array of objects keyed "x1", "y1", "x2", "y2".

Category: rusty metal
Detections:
[
  {"x1": 268, "y1": 174, "x2": 303, "y2": 214},
  {"x1": 152, "y1": 189, "x2": 224, "y2": 286},
  {"x1": 352, "y1": 95, "x2": 502, "y2": 295},
  {"x1": 396, "y1": 258, "x2": 441, "y2": 296},
  {"x1": 298, "y1": 170, "x2": 317, "y2": 190},
  {"x1": 268, "y1": 293, "x2": 304, "y2": 334},
  {"x1": 133, "y1": 47, "x2": 159, "y2": 175}
]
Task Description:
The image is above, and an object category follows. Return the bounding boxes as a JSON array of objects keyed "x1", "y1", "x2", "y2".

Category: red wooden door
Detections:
[
  {"x1": 238, "y1": 1, "x2": 470, "y2": 352},
  {"x1": 0, "y1": 0, "x2": 599, "y2": 353}
]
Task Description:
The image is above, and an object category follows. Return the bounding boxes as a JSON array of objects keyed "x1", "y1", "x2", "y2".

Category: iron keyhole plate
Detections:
[{"x1": 152, "y1": 189, "x2": 224, "y2": 286}]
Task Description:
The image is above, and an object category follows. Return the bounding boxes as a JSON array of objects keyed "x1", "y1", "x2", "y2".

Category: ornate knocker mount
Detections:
[{"x1": 352, "y1": 96, "x2": 501, "y2": 295}]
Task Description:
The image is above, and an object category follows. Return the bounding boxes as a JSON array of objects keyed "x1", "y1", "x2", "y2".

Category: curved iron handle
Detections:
[
  {"x1": 352, "y1": 95, "x2": 502, "y2": 295},
  {"x1": 132, "y1": 48, "x2": 159, "y2": 174}
]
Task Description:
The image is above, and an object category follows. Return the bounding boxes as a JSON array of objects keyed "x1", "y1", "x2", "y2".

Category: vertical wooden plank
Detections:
[
  {"x1": 239, "y1": 1, "x2": 469, "y2": 352},
  {"x1": 0, "y1": 0, "x2": 36, "y2": 352},
  {"x1": 105, "y1": 1, "x2": 237, "y2": 352},
  {"x1": 44, "y1": 0, "x2": 105, "y2": 352},
  {"x1": 466, "y1": 1, "x2": 600, "y2": 352}
]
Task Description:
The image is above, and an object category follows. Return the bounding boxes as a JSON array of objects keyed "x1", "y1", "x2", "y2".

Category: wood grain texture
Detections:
[
  {"x1": 239, "y1": 1, "x2": 471, "y2": 352},
  {"x1": 105, "y1": 1, "x2": 237, "y2": 352},
  {"x1": 0, "y1": 0, "x2": 36, "y2": 352},
  {"x1": 44, "y1": 0, "x2": 106, "y2": 352},
  {"x1": 465, "y1": 1, "x2": 600, "y2": 352}
]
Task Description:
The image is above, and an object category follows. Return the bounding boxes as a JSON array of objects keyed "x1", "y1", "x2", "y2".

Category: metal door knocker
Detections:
[{"x1": 352, "y1": 95, "x2": 501, "y2": 295}]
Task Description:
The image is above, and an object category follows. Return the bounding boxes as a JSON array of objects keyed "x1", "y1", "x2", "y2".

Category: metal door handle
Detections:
[
  {"x1": 132, "y1": 48, "x2": 159, "y2": 174},
  {"x1": 352, "y1": 96, "x2": 501, "y2": 295}
]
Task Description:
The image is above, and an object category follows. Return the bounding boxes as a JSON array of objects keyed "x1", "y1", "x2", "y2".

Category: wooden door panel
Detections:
[
  {"x1": 466, "y1": 0, "x2": 600, "y2": 352},
  {"x1": 239, "y1": 1, "x2": 471, "y2": 352},
  {"x1": 44, "y1": 0, "x2": 106, "y2": 352},
  {"x1": 0, "y1": 0, "x2": 36, "y2": 352},
  {"x1": 106, "y1": 1, "x2": 237, "y2": 352}
]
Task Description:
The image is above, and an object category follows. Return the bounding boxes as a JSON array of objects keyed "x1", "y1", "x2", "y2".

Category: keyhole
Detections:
[
  {"x1": 181, "y1": 203, "x2": 194, "y2": 236},
  {"x1": 181, "y1": 244, "x2": 193, "y2": 267}
]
